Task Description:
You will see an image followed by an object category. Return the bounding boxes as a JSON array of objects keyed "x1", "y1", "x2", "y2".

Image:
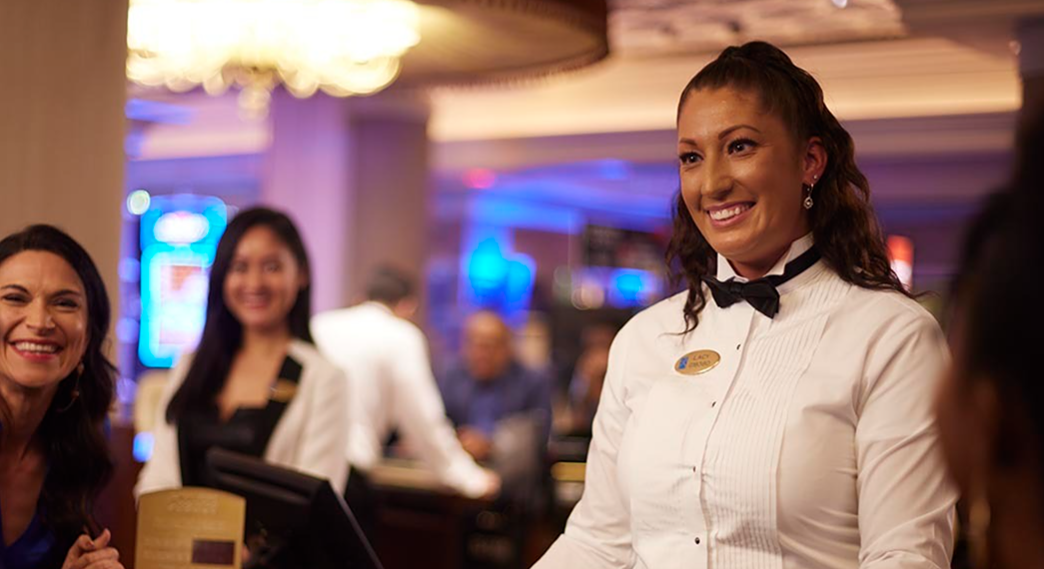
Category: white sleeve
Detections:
[
  {"x1": 857, "y1": 313, "x2": 957, "y2": 568},
  {"x1": 292, "y1": 361, "x2": 351, "y2": 495},
  {"x1": 390, "y1": 327, "x2": 491, "y2": 498},
  {"x1": 134, "y1": 358, "x2": 189, "y2": 500},
  {"x1": 533, "y1": 331, "x2": 634, "y2": 569}
]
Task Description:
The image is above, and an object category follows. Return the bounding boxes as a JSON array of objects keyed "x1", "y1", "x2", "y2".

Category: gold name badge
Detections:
[
  {"x1": 675, "y1": 350, "x2": 721, "y2": 376},
  {"x1": 269, "y1": 379, "x2": 298, "y2": 403},
  {"x1": 136, "y1": 488, "x2": 245, "y2": 569}
]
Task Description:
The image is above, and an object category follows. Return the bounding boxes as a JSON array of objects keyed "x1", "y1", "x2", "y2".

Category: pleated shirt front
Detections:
[{"x1": 536, "y1": 235, "x2": 956, "y2": 569}]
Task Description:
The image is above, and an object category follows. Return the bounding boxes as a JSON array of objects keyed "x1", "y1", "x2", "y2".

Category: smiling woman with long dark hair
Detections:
[
  {"x1": 0, "y1": 225, "x2": 123, "y2": 569},
  {"x1": 136, "y1": 207, "x2": 348, "y2": 497},
  {"x1": 535, "y1": 41, "x2": 956, "y2": 569}
]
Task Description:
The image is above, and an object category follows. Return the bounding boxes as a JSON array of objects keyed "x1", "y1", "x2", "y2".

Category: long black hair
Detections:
[
  {"x1": 0, "y1": 225, "x2": 115, "y2": 547},
  {"x1": 166, "y1": 207, "x2": 313, "y2": 423},
  {"x1": 666, "y1": 41, "x2": 908, "y2": 332},
  {"x1": 951, "y1": 114, "x2": 1044, "y2": 467}
]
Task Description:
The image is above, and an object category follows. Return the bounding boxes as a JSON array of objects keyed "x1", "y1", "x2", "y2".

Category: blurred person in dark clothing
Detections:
[
  {"x1": 564, "y1": 345, "x2": 609, "y2": 438},
  {"x1": 439, "y1": 311, "x2": 552, "y2": 463},
  {"x1": 935, "y1": 116, "x2": 1044, "y2": 569}
]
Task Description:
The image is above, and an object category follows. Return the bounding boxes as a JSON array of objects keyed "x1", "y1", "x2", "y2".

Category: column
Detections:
[
  {"x1": 262, "y1": 90, "x2": 431, "y2": 314},
  {"x1": 0, "y1": 0, "x2": 127, "y2": 317}
]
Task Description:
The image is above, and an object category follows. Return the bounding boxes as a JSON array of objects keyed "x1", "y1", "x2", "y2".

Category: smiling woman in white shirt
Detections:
[{"x1": 534, "y1": 41, "x2": 956, "y2": 569}]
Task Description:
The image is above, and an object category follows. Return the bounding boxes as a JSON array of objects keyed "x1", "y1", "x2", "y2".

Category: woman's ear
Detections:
[{"x1": 803, "y1": 136, "x2": 827, "y2": 185}]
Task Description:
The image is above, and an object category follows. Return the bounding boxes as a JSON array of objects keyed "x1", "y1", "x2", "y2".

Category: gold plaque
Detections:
[
  {"x1": 269, "y1": 379, "x2": 298, "y2": 403},
  {"x1": 136, "y1": 487, "x2": 245, "y2": 569},
  {"x1": 675, "y1": 350, "x2": 721, "y2": 375}
]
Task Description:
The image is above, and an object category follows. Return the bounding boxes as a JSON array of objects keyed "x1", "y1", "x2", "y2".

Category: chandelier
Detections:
[{"x1": 126, "y1": 0, "x2": 422, "y2": 116}]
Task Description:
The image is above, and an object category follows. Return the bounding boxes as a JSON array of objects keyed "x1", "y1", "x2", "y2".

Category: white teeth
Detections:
[
  {"x1": 710, "y1": 205, "x2": 750, "y2": 221},
  {"x1": 14, "y1": 342, "x2": 59, "y2": 354}
]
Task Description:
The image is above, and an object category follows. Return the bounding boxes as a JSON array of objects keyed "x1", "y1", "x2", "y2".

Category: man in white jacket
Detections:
[{"x1": 311, "y1": 267, "x2": 499, "y2": 518}]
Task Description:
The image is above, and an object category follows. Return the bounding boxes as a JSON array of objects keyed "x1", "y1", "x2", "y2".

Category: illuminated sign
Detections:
[
  {"x1": 154, "y1": 211, "x2": 211, "y2": 244},
  {"x1": 139, "y1": 195, "x2": 227, "y2": 368}
]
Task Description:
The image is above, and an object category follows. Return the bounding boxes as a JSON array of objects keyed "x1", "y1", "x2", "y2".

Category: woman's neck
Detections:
[
  {"x1": 728, "y1": 228, "x2": 810, "y2": 280},
  {"x1": 730, "y1": 246, "x2": 790, "y2": 280},
  {"x1": 240, "y1": 325, "x2": 292, "y2": 356},
  {"x1": 0, "y1": 382, "x2": 53, "y2": 460}
]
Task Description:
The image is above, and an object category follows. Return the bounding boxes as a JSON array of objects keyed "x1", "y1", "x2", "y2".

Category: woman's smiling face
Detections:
[
  {"x1": 678, "y1": 87, "x2": 821, "y2": 277},
  {"x1": 0, "y1": 250, "x2": 89, "y2": 395}
]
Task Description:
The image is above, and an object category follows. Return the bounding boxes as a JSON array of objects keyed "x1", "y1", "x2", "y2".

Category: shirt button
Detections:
[
  {"x1": 711, "y1": 401, "x2": 717, "y2": 408},
  {"x1": 736, "y1": 344, "x2": 741, "y2": 350},
  {"x1": 694, "y1": 537, "x2": 701, "y2": 545}
]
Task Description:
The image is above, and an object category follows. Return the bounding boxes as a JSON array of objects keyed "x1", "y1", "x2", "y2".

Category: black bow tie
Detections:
[{"x1": 701, "y1": 247, "x2": 821, "y2": 318}]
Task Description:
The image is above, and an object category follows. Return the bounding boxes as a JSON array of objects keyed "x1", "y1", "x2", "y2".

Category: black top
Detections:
[{"x1": 178, "y1": 355, "x2": 304, "y2": 488}]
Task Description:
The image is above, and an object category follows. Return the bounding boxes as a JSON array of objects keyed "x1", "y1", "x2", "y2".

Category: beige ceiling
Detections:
[
  {"x1": 609, "y1": 0, "x2": 904, "y2": 55},
  {"x1": 426, "y1": 35, "x2": 1020, "y2": 141},
  {"x1": 426, "y1": 0, "x2": 1028, "y2": 142},
  {"x1": 133, "y1": 0, "x2": 1030, "y2": 160}
]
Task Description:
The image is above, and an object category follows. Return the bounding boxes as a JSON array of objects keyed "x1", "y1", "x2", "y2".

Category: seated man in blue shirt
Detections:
[{"x1": 438, "y1": 311, "x2": 552, "y2": 464}]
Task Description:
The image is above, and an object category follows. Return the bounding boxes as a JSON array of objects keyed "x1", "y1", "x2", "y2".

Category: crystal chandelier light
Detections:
[{"x1": 127, "y1": 0, "x2": 421, "y2": 116}]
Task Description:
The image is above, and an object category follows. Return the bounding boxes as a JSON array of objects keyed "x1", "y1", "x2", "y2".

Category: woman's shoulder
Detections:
[
  {"x1": 828, "y1": 285, "x2": 945, "y2": 356},
  {"x1": 618, "y1": 290, "x2": 689, "y2": 339},
  {"x1": 841, "y1": 285, "x2": 938, "y2": 327},
  {"x1": 165, "y1": 351, "x2": 197, "y2": 388},
  {"x1": 287, "y1": 339, "x2": 346, "y2": 383}
]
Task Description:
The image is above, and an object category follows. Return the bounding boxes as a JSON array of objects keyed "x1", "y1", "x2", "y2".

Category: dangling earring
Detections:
[
  {"x1": 803, "y1": 174, "x2": 818, "y2": 210},
  {"x1": 55, "y1": 363, "x2": 84, "y2": 414}
]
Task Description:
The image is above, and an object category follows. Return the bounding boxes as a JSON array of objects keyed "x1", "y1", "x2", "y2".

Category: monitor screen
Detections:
[{"x1": 205, "y1": 448, "x2": 383, "y2": 569}]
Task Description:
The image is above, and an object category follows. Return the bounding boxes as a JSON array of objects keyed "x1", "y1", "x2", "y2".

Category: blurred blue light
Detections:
[
  {"x1": 607, "y1": 268, "x2": 661, "y2": 308},
  {"x1": 597, "y1": 159, "x2": 630, "y2": 181},
  {"x1": 118, "y1": 257, "x2": 141, "y2": 282},
  {"x1": 133, "y1": 432, "x2": 154, "y2": 463},
  {"x1": 116, "y1": 317, "x2": 140, "y2": 343},
  {"x1": 464, "y1": 236, "x2": 534, "y2": 316}
]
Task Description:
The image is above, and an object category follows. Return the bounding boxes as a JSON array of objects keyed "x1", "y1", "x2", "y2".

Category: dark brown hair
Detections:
[
  {"x1": 666, "y1": 41, "x2": 908, "y2": 332},
  {"x1": 0, "y1": 225, "x2": 115, "y2": 549},
  {"x1": 166, "y1": 207, "x2": 314, "y2": 423},
  {"x1": 951, "y1": 111, "x2": 1044, "y2": 471}
]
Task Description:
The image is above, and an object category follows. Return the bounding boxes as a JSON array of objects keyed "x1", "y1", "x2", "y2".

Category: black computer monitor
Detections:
[{"x1": 205, "y1": 447, "x2": 383, "y2": 569}]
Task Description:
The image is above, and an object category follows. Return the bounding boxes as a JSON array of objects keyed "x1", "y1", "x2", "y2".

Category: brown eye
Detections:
[
  {"x1": 679, "y1": 152, "x2": 702, "y2": 165},
  {"x1": 728, "y1": 139, "x2": 757, "y2": 153}
]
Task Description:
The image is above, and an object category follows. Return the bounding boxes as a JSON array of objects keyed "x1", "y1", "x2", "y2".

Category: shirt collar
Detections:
[{"x1": 716, "y1": 233, "x2": 815, "y2": 283}]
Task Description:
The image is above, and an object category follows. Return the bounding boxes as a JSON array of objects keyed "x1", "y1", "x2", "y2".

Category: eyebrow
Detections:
[
  {"x1": 1, "y1": 284, "x2": 84, "y2": 297},
  {"x1": 678, "y1": 124, "x2": 763, "y2": 147},
  {"x1": 719, "y1": 124, "x2": 761, "y2": 139},
  {"x1": 233, "y1": 255, "x2": 283, "y2": 262}
]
